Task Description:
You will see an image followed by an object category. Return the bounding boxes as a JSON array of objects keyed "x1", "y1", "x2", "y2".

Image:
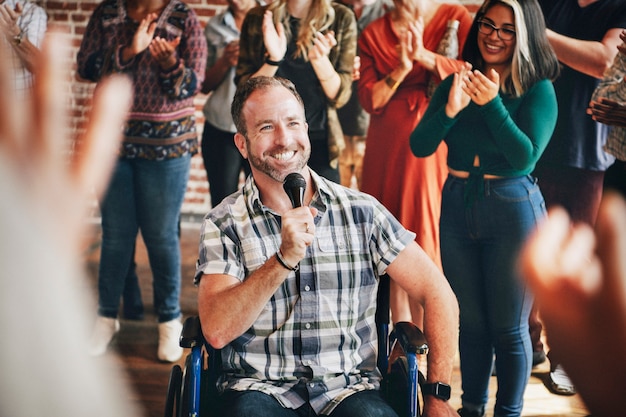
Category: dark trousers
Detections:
[{"x1": 201, "y1": 121, "x2": 250, "y2": 207}]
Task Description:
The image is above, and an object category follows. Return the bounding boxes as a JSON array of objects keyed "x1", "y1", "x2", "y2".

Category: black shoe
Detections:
[
  {"x1": 458, "y1": 408, "x2": 485, "y2": 417},
  {"x1": 532, "y1": 350, "x2": 546, "y2": 367}
]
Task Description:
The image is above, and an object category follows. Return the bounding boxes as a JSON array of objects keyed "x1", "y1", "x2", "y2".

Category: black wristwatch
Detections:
[{"x1": 422, "y1": 382, "x2": 451, "y2": 401}]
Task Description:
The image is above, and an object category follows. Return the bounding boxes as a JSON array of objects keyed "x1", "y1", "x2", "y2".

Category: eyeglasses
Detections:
[{"x1": 477, "y1": 20, "x2": 516, "y2": 41}]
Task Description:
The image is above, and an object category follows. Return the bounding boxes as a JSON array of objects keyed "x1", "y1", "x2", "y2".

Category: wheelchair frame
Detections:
[{"x1": 164, "y1": 274, "x2": 429, "y2": 417}]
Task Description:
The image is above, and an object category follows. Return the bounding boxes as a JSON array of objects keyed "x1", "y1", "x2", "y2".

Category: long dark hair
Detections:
[{"x1": 462, "y1": 0, "x2": 559, "y2": 96}]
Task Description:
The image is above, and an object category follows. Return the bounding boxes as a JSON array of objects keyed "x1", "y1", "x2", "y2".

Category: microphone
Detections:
[{"x1": 283, "y1": 172, "x2": 306, "y2": 208}]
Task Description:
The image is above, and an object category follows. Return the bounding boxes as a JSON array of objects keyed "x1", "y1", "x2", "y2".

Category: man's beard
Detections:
[{"x1": 247, "y1": 145, "x2": 311, "y2": 183}]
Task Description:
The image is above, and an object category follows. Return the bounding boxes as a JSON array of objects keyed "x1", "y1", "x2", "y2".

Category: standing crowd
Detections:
[{"x1": 2, "y1": 1, "x2": 626, "y2": 417}]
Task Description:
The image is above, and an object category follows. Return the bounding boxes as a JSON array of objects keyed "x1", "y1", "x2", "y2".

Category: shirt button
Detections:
[
  {"x1": 304, "y1": 285, "x2": 311, "y2": 291},
  {"x1": 305, "y1": 323, "x2": 311, "y2": 329}
]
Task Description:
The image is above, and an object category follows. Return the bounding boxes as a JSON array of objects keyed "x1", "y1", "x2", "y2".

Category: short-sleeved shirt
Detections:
[
  {"x1": 592, "y1": 39, "x2": 626, "y2": 161},
  {"x1": 195, "y1": 170, "x2": 415, "y2": 414},
  {"x1": 202, "y1": 2, "x2": 265, "y2": 133},
  {"x1": 537, "y1": 0, "x2": 626, "y2": 171}
]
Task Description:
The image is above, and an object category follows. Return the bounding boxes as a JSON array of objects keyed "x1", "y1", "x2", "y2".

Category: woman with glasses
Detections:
[
  {"x1": 410, "y1": 0, "x2": 559, "y2": 416},
  {"x1": 357, "y1": 0, "x2": 472, "y2": 328}
]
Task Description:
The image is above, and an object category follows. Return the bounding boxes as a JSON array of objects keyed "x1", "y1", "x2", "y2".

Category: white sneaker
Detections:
[
  {"x1": 89, "y1": 316, "x2": 120, "y2": 356},
  {"x1": 549, "y1": 363, "x2": 576, "y2": 395},
  {"x1": 158, "y1": 318, "x2": 183, "y2": 362}
]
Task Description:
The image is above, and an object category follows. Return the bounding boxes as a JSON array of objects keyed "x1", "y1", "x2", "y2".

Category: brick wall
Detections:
[{"x1": 37, "y1": 0, "x2": 483, "y2": 217}]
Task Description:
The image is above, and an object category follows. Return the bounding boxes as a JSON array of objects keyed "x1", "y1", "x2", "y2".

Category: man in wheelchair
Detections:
[{"x1": 194, "y1": 76, "x2": 460, "y2": 417}]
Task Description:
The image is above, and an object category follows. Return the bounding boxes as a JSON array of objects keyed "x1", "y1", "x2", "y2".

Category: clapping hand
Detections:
[
  {"x1": 445, "y1": 62, "x2": 472, "y2": 117},
  {"x1": 396, "y1": 18, "x2": 424, "y2": 73},
  {"x1": 463, "y1": 68, "x2": 500, "y2": 106},
  {"x1": 0, "y1": 1, "x2": 22, "y2": 39},
  {"x1": 128, "y1": 12, "x2": 158, "y2": 57},
  {"x1": 149, "y1": 35, "x2": 180, "y2": 69},
  {"x1": 308, "y1": 30, "x2": 337, "y2": 62},
  {"x1": 262, "y1": 10, "x2": 287, "y2": 62},
  {"x1": 221, "y1": 40, "x2": 240, "y2": 67}
]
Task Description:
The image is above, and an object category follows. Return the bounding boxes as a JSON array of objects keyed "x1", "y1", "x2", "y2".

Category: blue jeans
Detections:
[
  {"x1": 440, "y1": 175, "x2": 545, "y2": 417},
  {"x1": 219, "y1": 388, "x2": 399, "y2": 417},
  {"x1": 98, "y1": 155, "x2": 191, "y2": 322}
]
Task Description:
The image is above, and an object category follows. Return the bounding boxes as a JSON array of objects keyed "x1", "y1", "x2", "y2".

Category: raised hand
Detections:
[
  {"x1": 0, "y1": 1, "x2": 22, "y2": 38},
  {"x1": 406, "y1": 18, "x2": 425, "y2": 63},
  {"x1": 128, "y1": 12, "x2": 158, "y2": 57},
  {"x1": 262, "y1": 10, "x2": 286, "y2": 62},
  {"x1": 445, "y1": 62, "x2": 472, "y2": 117}
]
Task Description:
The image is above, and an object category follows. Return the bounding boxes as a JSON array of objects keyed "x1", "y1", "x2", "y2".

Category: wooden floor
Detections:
[{"x1": 83, "y1": 222, "x2": 590, "y2": 417}]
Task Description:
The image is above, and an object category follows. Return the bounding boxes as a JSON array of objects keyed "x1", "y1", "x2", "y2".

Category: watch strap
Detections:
[{"x1": 422, "y1": 382, "x2": 451, "y2": 401}]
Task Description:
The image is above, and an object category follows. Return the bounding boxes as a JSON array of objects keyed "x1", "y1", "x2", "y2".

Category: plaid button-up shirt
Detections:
[
  {"x1": 592, "y1": 39, "x2": 626, "y2": 161},
  {"x1": 195, "y1": 170, "x2": 415, "y2": 414}
]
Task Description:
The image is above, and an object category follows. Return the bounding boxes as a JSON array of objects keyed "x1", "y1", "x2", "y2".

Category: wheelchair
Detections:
[{"x1": 164, "y1": 274, "x2": 429, "y2": 417}]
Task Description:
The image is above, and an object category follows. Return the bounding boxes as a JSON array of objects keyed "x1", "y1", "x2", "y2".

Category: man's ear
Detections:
[{"x1": 234, "y1": 132, "x2": 248, "y2": 159}]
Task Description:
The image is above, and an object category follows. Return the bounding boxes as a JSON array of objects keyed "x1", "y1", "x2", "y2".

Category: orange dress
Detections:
[{"x1": 358, "y1": 4, "x2": 472, "y2": 268}]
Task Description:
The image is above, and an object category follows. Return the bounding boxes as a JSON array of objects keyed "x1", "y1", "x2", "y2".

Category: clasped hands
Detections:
[
  {"x1": 588, "y1": 97, "x2": 626, "y2": 128},
  {"x1": 126, "y1": 12, "x2": 180, "y2": 69},
  {"x1": 445, "y1": 63, "x2": 499, "y2": 118}
]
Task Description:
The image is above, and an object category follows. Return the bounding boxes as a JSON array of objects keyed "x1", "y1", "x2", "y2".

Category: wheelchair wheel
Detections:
[{"x1": 164, "y1": 364, "x2": 182, "y2": 417}]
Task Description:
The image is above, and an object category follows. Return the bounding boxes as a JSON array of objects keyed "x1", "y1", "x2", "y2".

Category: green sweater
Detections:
[{"x1": 410, "y1": 75, "x2": 557, "y2": 177}]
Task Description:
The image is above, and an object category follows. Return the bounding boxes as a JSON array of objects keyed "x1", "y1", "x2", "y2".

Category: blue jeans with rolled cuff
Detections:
[{"x1": 97, "y1": 155, "x2": 190, "y2": 323}]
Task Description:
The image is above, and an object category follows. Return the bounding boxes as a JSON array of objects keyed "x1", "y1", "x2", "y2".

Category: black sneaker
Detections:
[
  {"x1": 457, "y1": 408, "x2": 485, "y2": 417},
  {"x1": 532, "y1": 350, "x2": 546, "y2": 367}
]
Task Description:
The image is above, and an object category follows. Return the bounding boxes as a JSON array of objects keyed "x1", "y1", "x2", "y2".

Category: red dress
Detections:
[{"x1": 358, "y1": 4, "x2": 472, "y2": 268}]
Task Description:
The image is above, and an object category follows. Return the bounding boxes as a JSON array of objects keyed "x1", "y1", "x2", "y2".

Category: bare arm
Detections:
[
  {"x1": 197, "y1": 205, "x2": 316, "y2": 348},
  {"x1": 198, "y1": 257, "x2": 291, "y2": 348},
  {"x1": 386, "y1": 241, "x2": 459, "y2": 416},
  {"x1": 547, "y1": 27, "x2": 623, "y2": 79}
]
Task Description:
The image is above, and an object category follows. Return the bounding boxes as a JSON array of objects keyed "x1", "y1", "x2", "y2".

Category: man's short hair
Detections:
[{"x1": 231, "y1": 76, "x2": 305, "y2": 137}]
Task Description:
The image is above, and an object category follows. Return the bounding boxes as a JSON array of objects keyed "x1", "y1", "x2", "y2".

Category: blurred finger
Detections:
[
  {"x1": 594, "y1": 192, "x2": 626, "y2": 298},
  {"x1": 73, "y1": 75, "x2": 132, "y2": 199},
  {"x1": 0, "y1": 28, "x2": 22, "y2": 158},
  {"x1": 32, "y1": 32, "x2": 68, "y2": 172}
]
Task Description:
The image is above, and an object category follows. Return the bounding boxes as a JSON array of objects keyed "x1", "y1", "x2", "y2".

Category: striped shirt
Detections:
[
  {"x1": 3, "y1": 0, "x2": 47, "y2": 97},
  {"x1": 195, "y1": 170, "x2": 415, "y2": 414},
  {"x1": 592, "y1": 41, "x2": 626, "y2": 161}
]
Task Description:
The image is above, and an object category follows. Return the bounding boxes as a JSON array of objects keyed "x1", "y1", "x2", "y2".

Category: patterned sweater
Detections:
[{"x1": 77, "y1": 0, "x2": 207, "y2": 160}]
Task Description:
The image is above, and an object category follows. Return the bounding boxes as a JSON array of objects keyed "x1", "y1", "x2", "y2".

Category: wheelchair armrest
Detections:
[
  {"x1": 180, "y1": 316, "x2": 205, "y2": 348},
  {"x1": 394, "y1": 321, "x2": 428, "y2": 355}
]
